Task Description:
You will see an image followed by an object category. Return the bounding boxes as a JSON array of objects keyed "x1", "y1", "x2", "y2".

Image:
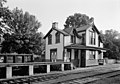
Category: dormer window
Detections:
[
  {"x1": 55, "y1": 32, "x2": 60, "y2": 43},
  {"x1": 48, "y1": 34, "x2": 52, "y2": 45},
  {"x1": 89, "y1": 30, "x2": 95, "y2": 45}
]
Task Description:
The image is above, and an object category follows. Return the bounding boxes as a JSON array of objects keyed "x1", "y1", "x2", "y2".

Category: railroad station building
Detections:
[{"x1": 44, "y1": 21, "x2": 106, "y2": 67}]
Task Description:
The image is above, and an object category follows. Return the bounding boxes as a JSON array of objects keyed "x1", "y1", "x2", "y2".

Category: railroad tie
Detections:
[
  {"x1": 8, "y1": 80, "x2": 15, "y2": 84},
  {"x1": 14, "y1": 79, "x2": 22, "y2": 83},
  {"x1": 20, "y1": 78, "x2": 28, "y2": 83}
]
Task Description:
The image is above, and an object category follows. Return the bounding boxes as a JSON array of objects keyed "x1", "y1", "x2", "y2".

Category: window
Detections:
[
  {"x1": 89, "y1": 51, "x2": 96, "y2": 59},
  {"x1": 98, "y1": 51, "x2": 102, "y2": 59},
  {"x1": 48, "y1": 34, "x2": 52, "y2": 44},
  {"x1": 71, "y1": 36, "x2": 74, "y2": 43},
  {"x1": 89, "y1": 30, "x2": 95, "y2": 45},
  {"x1": 98, "y1": 36, "x2": 101, "y2": 47},
  {"x1": 71, "y1": 36, "x2": 76, "y2": 43},
  {"x1": 55, "y1": 32, "x2": 60, "y2": 43},
  {"x1": 98, "y1": 39, "x2": 100, "y2": 47},
  {"x1": 74, "y1": 36, "x2": 76, "y2": 43},
  {"x1": 82, "y1": 33, "x2": 85, "y2": 45}
]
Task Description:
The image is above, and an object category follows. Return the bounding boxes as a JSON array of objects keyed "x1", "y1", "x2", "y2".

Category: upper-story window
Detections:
[
  {"x1": 98, "y1": 38, "x2": 100, "y2": 47},
  {"x1": 55, "y1": 32, "x2": 60, "y2": 43},
  {"x1": 71, "y1": 35, "x2": 76, "y2": 43},
  {"x1": 48, "y1": 34, "x2": 52, "y2": 45},
  {"x1": 81, "y1": 33, "x2": 85, "y2": 45},
  {"x1": 89, "y1": 30, "x2": 95, "y2": 45}
]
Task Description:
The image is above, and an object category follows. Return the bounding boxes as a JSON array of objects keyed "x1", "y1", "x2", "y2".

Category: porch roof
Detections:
[{"x1": 64, "y1": 44, "x2": 107, "y2": 51}]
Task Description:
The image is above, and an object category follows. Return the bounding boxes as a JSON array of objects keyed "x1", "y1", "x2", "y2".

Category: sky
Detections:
[{"x1": 6, "y1": 0, "x2": 120, "y2": 34}]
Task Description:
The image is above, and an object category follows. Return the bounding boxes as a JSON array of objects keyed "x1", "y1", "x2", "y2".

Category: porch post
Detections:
[
  {"x1": 101, "y1": 52, "x2": 103, "y2": 59},
  {"x1": 64, "y1": 49, "x2": 67, "y2": 62},
  {"x1": 78, "y1": 50, "x2": 81, "y2": 67},
  {"x1": 71, "y1": 49, "x2": 74, "y2": 60},
  {"x1": 47, "y1": 64, "x2": 50, "y2": 73},
  {"x1": 29, "y1": 65, "x2": 34, "y2": 75},
  {"x1": 61, "y1": 63, "x2": 64, "y2": 71},
  {"x1": 71, "y1": 63, "x2": 73, "y2": 70},
  {"x1": 6, "y1": 66, "x2": 12, "y2": 78}
]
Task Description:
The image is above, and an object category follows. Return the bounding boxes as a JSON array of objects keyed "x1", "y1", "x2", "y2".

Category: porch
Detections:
[
  {"x1": 64, "y1": 44, "x2": 106, "y2": 67},
  {"x1": 64, "y1": 48, "x2": 86, "y2": 67}
]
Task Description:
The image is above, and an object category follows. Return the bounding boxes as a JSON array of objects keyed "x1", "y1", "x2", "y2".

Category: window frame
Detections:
[
  {"x1": 48, "y1": 34, "x2": 52, "y2": 45},
  {"x1": 71, "y1": 35, "x2": 76, "y2": 43},
  {"x1": 55, "y1": 32, "x2": 60, "y2": 43},
  {"x1": 89, "y1": 30, "x2": 96, "y2": 45}
]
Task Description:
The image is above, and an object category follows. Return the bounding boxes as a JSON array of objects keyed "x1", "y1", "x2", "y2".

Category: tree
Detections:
[
  {"x1": 0, "y1": 0, "x2": 12, "y2": 34},
  {"x1": 1, "y1": 7, "x2": 44, "y2": 54},
  {"x1": 0, "y1": 0, "x2": 6, "y2": 7},
  {"x1": 28, "y1": 32, "x2": 45, "y2": 55},
  {"x1": 64, "y1": 13, "x2": 93, "y2": 28},
  {"x1": 102, "y1": 29, "x2": 120, "y2": 59}
]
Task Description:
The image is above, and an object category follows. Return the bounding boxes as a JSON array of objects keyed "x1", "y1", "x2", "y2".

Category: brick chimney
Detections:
[{"x1": 52, "y1": 22, "x2": 58, "y2": 28}]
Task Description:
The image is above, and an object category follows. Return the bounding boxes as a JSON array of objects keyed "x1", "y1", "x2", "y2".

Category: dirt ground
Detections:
[
  {"x1": 88, "y1": 75, "x2": 120, "y2": 84},
  {"x1": 34, "y1": 64, "x2": 120, "y2": 84}
]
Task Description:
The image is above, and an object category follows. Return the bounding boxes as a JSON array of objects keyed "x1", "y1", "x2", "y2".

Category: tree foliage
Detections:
[
  {"x1": 64, "y1": 13, "x2": 93, "y2": 28},
  {"x1": 0, "y1": 0, "x2": 6, "y2": 7},
  {"x1": 1, "y1": 7, "x2": 44, "y2": 55},
  {"x1": 0, "y1": 0, "x2": 12, "y2": 34},
  {"x1": 102, "y1": 29, "x2": 120, "y2": 59}
]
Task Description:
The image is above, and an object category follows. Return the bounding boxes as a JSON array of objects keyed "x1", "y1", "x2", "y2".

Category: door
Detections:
[
  {"x1": 74, "y1": 49, "x2": 79, "y2": 67},
  {"x1": 50, "y1": 49, "x2": 57, "y2": 62},
  {"x1": 81, "y1": 50, "x2": 86, "y2": 67}
]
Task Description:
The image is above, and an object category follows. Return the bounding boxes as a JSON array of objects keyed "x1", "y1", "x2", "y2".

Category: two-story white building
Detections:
[{"x1": 44, "y1": 22, "x2": 106, "y2": 67}]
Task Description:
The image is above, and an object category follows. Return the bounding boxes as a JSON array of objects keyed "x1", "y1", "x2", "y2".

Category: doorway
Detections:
[
  {"x1": 81, "y1": 50, "x2": 86, "y2": 67},
  {"x1": 74, "y1": 49, "x2": 81, "y2": 67},
  {"x1": 50, "y1": 49, "x2": 57, "y2": 62},
  {"x1": 74, "y1": 49, "x2": 79, "y2": 67}
]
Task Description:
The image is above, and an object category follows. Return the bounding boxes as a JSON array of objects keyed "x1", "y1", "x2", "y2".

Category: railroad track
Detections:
[
  {"x1": 0, "y1": 66, "x2": 120, "y2": 84},
  {"x1": 0, "y1": 73, "x2": 64, "y2": 84},
  {"x1": 0, "y1": 68, "x2": 99, "y2": 84},
  {"x1": 0, "y1": 70, "x2": 103, "y2": 84},
  {"x1": 54, "y1": 70, "x2": 120, "y2": 84}
]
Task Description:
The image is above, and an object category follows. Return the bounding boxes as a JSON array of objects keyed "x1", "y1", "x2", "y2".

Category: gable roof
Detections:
[
  {"x1": 43, "y1": 28, "x2": 69, "y2": 39},
  {"x1": 63, "y1": 27, "x2": 74, "y2": 35},
  {"x1": 76, "y1": 25, "x2": 91, "y2": 32},
  {"x1": 53, "y1": 28, "x2": 68, "y2": 35},
  {"x1": 63, "y1": 25, "x2": 91, "y2": 35},
  {"x1": 44, "y1": 23, "x2": 103, "y2": 43}
]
